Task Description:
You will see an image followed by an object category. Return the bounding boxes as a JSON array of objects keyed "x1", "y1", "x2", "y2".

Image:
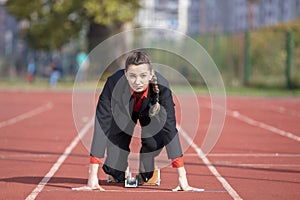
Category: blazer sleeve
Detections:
[
  {"x1": 158, "y1": 79, "x2": 183, "y2": 159},
  {"x1": 90, "y1": 76, "x2": 114, "y2": 158}
]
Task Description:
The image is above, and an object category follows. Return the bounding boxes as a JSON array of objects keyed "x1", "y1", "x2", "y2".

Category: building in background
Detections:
[
  {"x1": 0, "y1": 3, "x2": 19, "y2": 69},
  {"x1": 136, "y1": 0, "x2": 179, "y2": 30},
  {"x1": 135, "y1": 0, "x2": 300, "y2": 35},
  {"x1": 259, "y1": 0, "x2": 300, "y2": 25}
]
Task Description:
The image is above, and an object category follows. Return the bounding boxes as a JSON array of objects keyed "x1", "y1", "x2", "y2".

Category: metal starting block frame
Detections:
[
  {"x1": 125, "y1": 172, "x2": 139, "y2": 188},
  {"x1": 107, "y1": 167, "x2": 161, "y2": 188}
]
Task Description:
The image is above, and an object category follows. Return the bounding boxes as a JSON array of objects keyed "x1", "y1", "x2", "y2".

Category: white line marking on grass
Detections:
[
  {"x1": 178, "y1": 126, "x2": 242, "y2": 200},
  {"x1": 0, "y1": 102, "x2": 53, "y2": 128},
  {"x1": 25, "y1": 119, "x2": 93, "y2": 200},
  {"x1": 228, "y1": 110, "x2": 300, "y2": 142}
]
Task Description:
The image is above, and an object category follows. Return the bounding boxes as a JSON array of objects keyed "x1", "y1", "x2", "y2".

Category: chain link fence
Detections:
[
  {"x1": 192, "y1": 30, "x2": 300, "y2": 89},
  {"x1": 0, "y1": 28, "x2": 299, "y2": 89}
]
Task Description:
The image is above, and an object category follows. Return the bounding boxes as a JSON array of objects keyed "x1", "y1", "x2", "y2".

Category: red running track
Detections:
[{"x1": 0, "y1": 90, "x2": 299, "y2": 199}]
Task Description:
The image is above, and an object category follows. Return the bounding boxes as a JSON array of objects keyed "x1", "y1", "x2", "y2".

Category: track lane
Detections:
[
  {"x1": 198, "y1": 96, "x2": 300, "y2": 199},
  {"x1": 1, "y1": 91, "x2": 300, "y2": 199}
]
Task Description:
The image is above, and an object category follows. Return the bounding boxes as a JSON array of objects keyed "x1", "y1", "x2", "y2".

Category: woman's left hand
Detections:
[{"x1": 172, "y1": 185, "x2": 204, "y2": 192}]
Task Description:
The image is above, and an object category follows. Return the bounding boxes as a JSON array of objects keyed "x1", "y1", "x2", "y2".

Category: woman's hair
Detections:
[
  {"x1": 125, "y1": 51, "x2": 160, "y2": 117},
  {"x1": 149, "y1": 73, "x2": 160, "y2": 117},
  {"x1": 125, "y1": 50, "x2": 151, "y2": 70}
]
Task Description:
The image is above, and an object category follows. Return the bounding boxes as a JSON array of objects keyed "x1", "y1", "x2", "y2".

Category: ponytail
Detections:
[{"x1": 149, "y1": 73, "x2": 160, "y2": 117}]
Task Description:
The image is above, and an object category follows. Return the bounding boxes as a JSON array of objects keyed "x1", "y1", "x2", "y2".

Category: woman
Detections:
[{"x1": 75, "y1": 51, "x2": 201, "y2": 191}]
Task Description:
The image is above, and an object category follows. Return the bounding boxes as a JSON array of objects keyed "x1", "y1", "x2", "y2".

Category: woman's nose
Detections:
[{"x1": 135, "y1": 76, "x2": 142, "y2": 84}]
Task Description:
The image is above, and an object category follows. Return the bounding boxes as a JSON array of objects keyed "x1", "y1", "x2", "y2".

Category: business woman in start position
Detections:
[{"x1": 76, "y1": 51, "x2": 202, "y2": 192}]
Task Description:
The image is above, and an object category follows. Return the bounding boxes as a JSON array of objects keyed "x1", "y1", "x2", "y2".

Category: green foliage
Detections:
[
  {"x1": 250, "y1": 30, "x2": 287, "y2": 87},
  {"x1": 4, "y1": 0, "x2": 140, "y2": 50},
  {"x1": 191, "y1": 19, "x2": 300, "y2": 89},
  {"x1": 83, "y1": 0, "x2": 139, "y2": 25},
  {"x1": 249, "y1": 19, "x2": 300, "y2": 88}
]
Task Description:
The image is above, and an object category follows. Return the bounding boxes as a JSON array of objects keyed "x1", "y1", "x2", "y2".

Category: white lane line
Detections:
[
  {"x1": 203, "y1": 103, "x2": 300, "y2": 142},
  {"x1": 0, "y1": 154, "x2": 56, "y2": 159},
  {"x1": 228, "y1": 110, "x2": 300, "y2": 142},
  {"x1": 25, "y1": 119, "x2": 93, "y2": 200},
  {"x1": 185, "y1": 153, "x2": 300, "y2": 157},
  {"x1": 88, "y1": 189, "x2": 226, "y2": 193},
  {"x1": 213, "y1": 163, "x2": 300, "y2": 168},
  {"x1": 69, "y1": 189, "x2": 226, "y2": 193},
  {"x1": 269, "y1": 105, "x2": 300, "y2": 118},
  {"x1": 178, "y1": 126, "x2": 242, "y2": 200},
  {"x1": 208, "y1": 153, "x2": 300, "y2": 157},
  {"x1": 0, "y1": 102, "x2": 53, "y2": 128}
]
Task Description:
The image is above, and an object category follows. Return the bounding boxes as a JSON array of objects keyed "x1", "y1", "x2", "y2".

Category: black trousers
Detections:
[{"x1": 102, "y1": 112, "x2": 165, "y2": 182}]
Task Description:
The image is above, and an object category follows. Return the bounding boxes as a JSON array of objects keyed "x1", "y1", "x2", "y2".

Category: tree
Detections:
[{"x1": 4, "y1": 0, "x2": 140, "y2": 51}]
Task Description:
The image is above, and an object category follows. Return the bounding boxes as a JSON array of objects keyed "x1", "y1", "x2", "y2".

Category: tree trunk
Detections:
[{"x1": 87, "y1": 23, "x2": 111, "y2": 52}]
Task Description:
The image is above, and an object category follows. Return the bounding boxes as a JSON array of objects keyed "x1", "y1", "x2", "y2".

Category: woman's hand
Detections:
[
  {"x1": 72, "y1": 164, "x2": 105, "y2": 191},
  {"x1": 172, "y1": 166, "x2": 204, "y2": 192}
]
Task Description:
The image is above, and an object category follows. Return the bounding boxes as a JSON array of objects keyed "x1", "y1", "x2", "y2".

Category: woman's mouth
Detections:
[{"x1": 134, "y1": 86, "x2": 144, "y2": 91}]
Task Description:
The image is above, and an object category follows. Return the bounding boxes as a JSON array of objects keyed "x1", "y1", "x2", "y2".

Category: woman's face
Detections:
[{"x1": 125, "y1": 63, "x2": 153, "y2": 92}]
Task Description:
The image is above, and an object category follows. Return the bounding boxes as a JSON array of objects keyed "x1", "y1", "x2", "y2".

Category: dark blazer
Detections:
[{"x1": 90, "y1": 69, "x2": 182, "y2": 159}]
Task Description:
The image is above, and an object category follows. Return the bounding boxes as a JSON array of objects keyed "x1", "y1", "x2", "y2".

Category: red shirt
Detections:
[{"x1": 131, "y1": 87, "x2": 149, "y2": 112}]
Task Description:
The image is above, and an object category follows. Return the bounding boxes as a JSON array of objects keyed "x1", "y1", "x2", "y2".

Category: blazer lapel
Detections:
[
  {"x1": 129, "y1": 95, "x2": 134, "y2": 115},
  {"x1": 139, "y1": 87, "x2": 151, "y2": 112},
  {"x1": 121, "y1": 84, "x2": 133, "y2": 115}
]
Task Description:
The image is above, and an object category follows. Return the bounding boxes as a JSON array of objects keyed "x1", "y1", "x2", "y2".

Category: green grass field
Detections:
[{"x1": 1, "y1": 77, "x2": 299, "y2": 97}]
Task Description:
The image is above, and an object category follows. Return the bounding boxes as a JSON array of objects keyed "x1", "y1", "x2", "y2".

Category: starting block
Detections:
[
  {"x1": 125, "y1": 172, "x2": 139, "y2": 187},
  {"x1": 126, "y1": 167, "x2": 160, "y2": 188},
  {"x1": 139, "y1": 167, "x2": 160, "y2": 186},
  {"x1": 107, "y1": 167, "x2": 161, "y2": 188}
]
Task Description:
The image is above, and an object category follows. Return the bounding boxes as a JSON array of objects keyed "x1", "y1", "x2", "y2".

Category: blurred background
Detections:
[{"x1": 0, "y1": 0, "x2": 300, "y2": 91}]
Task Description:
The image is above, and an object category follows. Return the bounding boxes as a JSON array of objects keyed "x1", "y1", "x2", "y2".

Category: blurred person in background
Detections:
[
  {"x1": 26, "y1": 58, "x2": 36, "y2": 83},
  {"x1": 49, "y1": 58, "x2": 63, "y2": 87},
  {"x1": 76, "y1": 50, "x2": 90, "y2": 82}
]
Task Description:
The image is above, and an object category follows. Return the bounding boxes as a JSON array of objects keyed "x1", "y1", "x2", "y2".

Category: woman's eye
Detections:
[{"x1": 129, "y1": 75, "x2": 136, "y2": 79}]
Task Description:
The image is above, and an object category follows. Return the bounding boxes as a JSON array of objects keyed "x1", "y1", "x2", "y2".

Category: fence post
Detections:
[
  {"x1": 214, "y1": 33, "x2": 221, "y2": 69},
  {"x1": 286, "y1": 30, "x2": 292, "y2": 89},
  {"x1": 244, "y1": 31, "x2": 250, "y2": 86}
]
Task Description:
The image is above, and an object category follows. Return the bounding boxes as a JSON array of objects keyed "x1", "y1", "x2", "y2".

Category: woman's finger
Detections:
[
  {"x1": 72, "y1": 186, "x2": 93, "y2": 191},
  {"x1": 72, "y1": 185, "x2": 105, "y2": 191},
  {"x1": 172, "y1": 185, "x2": 204, "y2": 192},
  {"x1": 182, "y1": 186, "x2": 204, "y2": 192},
  {"x1": 172, "y1": 185, "x2": 182, "y2": 191},
  {"x1": 95, "y1": 185, "x2": 105, "y2": 191}
]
